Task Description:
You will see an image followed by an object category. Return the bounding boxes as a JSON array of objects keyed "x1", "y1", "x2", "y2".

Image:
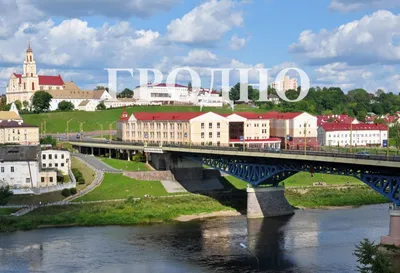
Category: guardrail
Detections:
[{"x1": 69, "y1": 139, "x2": 400, "y2": 163}]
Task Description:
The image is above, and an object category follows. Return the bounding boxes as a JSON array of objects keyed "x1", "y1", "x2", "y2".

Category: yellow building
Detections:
[{"x1": 117, "y1": 110, "x2": 281, "y2": 148}]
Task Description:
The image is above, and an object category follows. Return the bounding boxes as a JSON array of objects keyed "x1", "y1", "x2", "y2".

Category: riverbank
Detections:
[{"x1": 0, "y1": 195, "x2": 240, "y2": 232}]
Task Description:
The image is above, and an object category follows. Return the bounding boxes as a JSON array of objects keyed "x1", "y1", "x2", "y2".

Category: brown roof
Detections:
[
  {"x1": 0, "y1": 120, "x2": 38, "y2": 128},
  {"x1": 0, "y1": 111, "x2": 22, "y2": 121},
  {"x1": 78, "y1": 100, "x2": 90, "y2": 106},
  {"x1": 47, "y1": 88, "x2": 106, "y2": 100},
  {"x1": 63, "y1": 81, "x2": 80, "y2": 90}
]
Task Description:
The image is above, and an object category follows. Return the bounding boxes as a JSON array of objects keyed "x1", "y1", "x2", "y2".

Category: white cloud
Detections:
[
  {"x1": 182, "y1": 49, "x2": 218, "y2": 66},
  {"x1": 26, "y1": 0, "x2": 181, "y2": 19},
  {"x1": 167, "y1": 0, "x2": 243, "y2": 44},
  {"x1": 290, "y1": 10, "x2": 400, "y2": 66},
  {"x1": 229, "y1": 35, "x2": 247, "y2": 50},
  {"x1": 329, "y1": 0, "x2": 400, "y2": 12}
]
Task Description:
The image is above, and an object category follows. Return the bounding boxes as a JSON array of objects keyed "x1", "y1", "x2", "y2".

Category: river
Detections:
[{"x1": 0, "y1": 204, "x2": 392, "y2": 273}]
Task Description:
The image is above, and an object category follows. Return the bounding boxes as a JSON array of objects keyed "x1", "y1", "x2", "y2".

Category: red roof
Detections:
[
  {"x1": 38, "y1": 75, "x2": 64, "y2": 86},
  {"x1": 119, "y1": 108, "x2": 129, "y2": 121},
  {"x1": 13, "y1": 73, "x2": 22, "y2": 84},
  {"x1": 320, "y1": 123, "x2": 388, "y2": 132},
  {"x1": 132, "y1": 112, "x2": 206, "y2": 121}
]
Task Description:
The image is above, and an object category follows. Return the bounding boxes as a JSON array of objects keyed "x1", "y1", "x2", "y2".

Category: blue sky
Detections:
[{"x1": 1, "y1": 0, "x2": 400, "y2": 93}]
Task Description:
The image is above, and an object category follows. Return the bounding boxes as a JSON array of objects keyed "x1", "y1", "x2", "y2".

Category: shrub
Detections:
[
  {"x1": 70, "y1": 188, "x2": 77, "y2": 195},
  {"x1": 61, "y1": 188, "x2": 71, "y2": 197},
  {"x1": 78, "y1": 177, "x2": 85, "y2": 184}
]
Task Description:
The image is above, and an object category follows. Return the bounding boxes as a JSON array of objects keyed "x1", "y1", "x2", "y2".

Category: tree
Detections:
[
  {"x1": 117, "y1": 88, "x2": 133, "y2": 98},
  {"x1": 14, "y1": 100, "x2": 22, "y2": 110},
  {"x1": 57, "y1": 101, "x2": 75, "y2": 111},
  {"x1": 95, "y1": 85, "x2": 109, "y2": 92},
  {"x1": 22, "y1": 100, "x2": 29, "y2": 109},
  {"x1": 354, "y1": 238, "x2": 394, "y2": 273},
  {"x1": 96, "y1": 102, "x2": 106, "y2": 110},
  {"x1": 40, "y1": 135, "x2": 57, "y2": 146},
  {"x1": 0, "y1": 186, "x2": 13, "y2": 205},
  {"x1": 32, "y1": 91, "x2": 52, "y2": 113}
]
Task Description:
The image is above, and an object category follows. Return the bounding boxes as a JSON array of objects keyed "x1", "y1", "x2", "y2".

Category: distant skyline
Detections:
[{"x1": 1, "y1": 0, "x2": 400, "y2": 93}]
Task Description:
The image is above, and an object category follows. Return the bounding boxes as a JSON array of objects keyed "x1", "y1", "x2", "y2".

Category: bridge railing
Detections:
[{"x1": 70, "y1": 139, "x2": 400, "y2": 162}]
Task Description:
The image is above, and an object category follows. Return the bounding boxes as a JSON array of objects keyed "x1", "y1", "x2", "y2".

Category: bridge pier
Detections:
[
  {"x1": 381, "y1": 209, "x2": 400, "y2": 247},
  {"x1": 247, "y1": 187, "x2": 294, "y2": 218}
]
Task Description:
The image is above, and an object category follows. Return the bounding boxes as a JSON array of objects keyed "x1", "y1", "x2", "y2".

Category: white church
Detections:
[{"x1": 5, "y1": 43, "x2": 137, "y2": 111}]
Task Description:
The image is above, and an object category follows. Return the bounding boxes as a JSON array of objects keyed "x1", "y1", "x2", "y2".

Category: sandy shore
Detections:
[
  {"x1": 175, "y1": 210, "x2": 241, "y2": 222},
  {"x1": 296, "y1": 205, "x2": 355, "y2": 210}
]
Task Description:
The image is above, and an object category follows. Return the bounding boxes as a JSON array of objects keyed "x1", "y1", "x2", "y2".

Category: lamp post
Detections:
[
  {"x1": 350, "y1": 123, "x2": 353, "y2": 153},
  {"x1": 304, "y1": 118, "x2": 314, "y2": 155},
  {"x1": 387, "y1": 127, "x2": 390, "y2": 161},
  {"x1": 239, "y1": 243, "x2": 259, "y2": 271},
  {"x1": 97, "y1": 123, "x2": 104, "y2": 139},
  {"x1": 66, "y1": 119, "x2": 73, "y2": 142},
  {"x1": 109, "y1": 121, "x2": 116, "y2": 142},
  {"x1": 78, "y1": 121, "x2": 85, "y2": 141}
]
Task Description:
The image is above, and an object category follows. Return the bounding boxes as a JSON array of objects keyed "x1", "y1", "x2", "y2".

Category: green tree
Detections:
[
  {"x1": 0, "y1": 186, "x2": 13, "y2": 205},
  {"x1": 40, "y1": 135, "x2": 57, "y2": 146},
  {"x1": 32, "y1": 91, "x2": 52, "y2": 113},
  {"x1": 229, "y1": 83, "x2": 241, "y2": 102},
  {"x1": 22, "y1": 100, "x2": 29, "y2": 109},
  {"x1": 354, "y1": 238, "x2": 394, "y2": 273},
  {"x1": 95, "y1": 86, "x2": 109, "y2": 92},
  {"x1": 57, "y1": 101, "x2": 75, "y2": 111},
  {"x1": 14, "y1": 100, "x2": 22, "y2": 110},
  {"x1": 96, "y1": 102, "x2": 106, "y2": 110},
  {"x1": 117, "y1": 88, "x2": 133, "y2": 98}
]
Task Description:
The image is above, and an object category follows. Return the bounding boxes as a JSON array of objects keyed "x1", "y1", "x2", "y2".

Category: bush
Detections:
[
  {"x1": 61, "y1": 188, "x2": 71, "y2": 197},
  {"x1": 354, "y1": 238, "x2": 394, "y2": 273},
  {"x1": 57, "y1": 101, "x2": 75, "y2": 111},
  {"x1": 70, "y1": 188, "x2": 77, "y2": 195},
  {"x1": 72, "y1": 168, "x2": 85, "y2": 184},
  {"x1": 78, "y1": 177, "x2": 85, "y2": 184}
]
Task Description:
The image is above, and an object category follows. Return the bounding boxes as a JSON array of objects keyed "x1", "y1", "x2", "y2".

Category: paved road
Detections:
[{"x1": 73, "y1": 154, "x2": 121, "y2": 173}]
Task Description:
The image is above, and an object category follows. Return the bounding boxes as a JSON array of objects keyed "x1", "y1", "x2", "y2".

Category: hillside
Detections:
[{"x1": 21, "y1": 105, "x2": 263, "y2": 134}]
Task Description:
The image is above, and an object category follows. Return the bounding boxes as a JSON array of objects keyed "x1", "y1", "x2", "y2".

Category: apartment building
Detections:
[
  {"x1": 117, "y1": 110, "x2": 282, "y2": 149},
  {"x1": 317, "y1": 123, "x2": 388, "y2": 147},
  {"x1": 271, "y1": 76, "x2": 298, "y2": 92}
]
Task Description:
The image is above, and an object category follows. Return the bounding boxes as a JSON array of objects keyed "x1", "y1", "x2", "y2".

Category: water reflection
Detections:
[{"x1": 0, "y1": 204, "x2": 392, "y2": 273}]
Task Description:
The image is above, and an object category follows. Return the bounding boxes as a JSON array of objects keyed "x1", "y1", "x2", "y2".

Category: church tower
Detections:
[{"x1": 22, "y1": 41, "x2": 39, "y2": 93}]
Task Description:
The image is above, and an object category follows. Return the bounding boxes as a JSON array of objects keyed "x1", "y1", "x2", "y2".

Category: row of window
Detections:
[
  {"x1": 201, "y1": 132, "x2": 221, "y2": 139},
  {"x1": 41, "y1": 177, "x2": 54, "y2": 183},
  {"x1": 42, "y1": 154, "x2": 65, "y2": 160},
  {"x1": 201, "y1": 123, "x2": 221, "y2": 129},
  {"x1": 43, "y1": 163, "x2": 64, "y2": 168},
  {"x1": 246, "y1": 123, "x2": 268, "y2": 128},
  {"x1": 127, "y1": 123, "x2": 189, "y2": 130},
  {"x1": 328, "y1": 133, "x2": 385, "y2": 138},
  {"x1": 1, "y1": 167, "x2": 14, "y2": 172}
]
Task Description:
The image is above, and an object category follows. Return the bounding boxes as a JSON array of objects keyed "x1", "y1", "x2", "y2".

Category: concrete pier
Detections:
[
  {"x1": 381, "y1": 209, "x2": 400, "y2": 247},
  {"x1": 247, "y1": 187, "x2": 294, "y2": 218}
]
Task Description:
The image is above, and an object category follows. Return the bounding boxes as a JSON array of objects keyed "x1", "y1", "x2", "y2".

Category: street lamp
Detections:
[
  {"x1": 109, "y1": 121, "x2": 116, "y2": 142},
  {"x1": 304, "y1": 118, "x2": 314, "y2": 155},
  {"x1": 239, "y1": 243, "x2": 259, "y2": 271},
  {"x1": 66, "y1": 119, "x2": 73, "y2": 142},
  {"x1": 96, "y1": 123, "x2": 104, "y2": 139},
  {"x1": 78, "y1": 121, "x2": 85, "y2": 141}
]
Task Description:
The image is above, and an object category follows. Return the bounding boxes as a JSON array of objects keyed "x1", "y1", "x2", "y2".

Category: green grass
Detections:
[
  {"x1": 221, "y1": 176, "x2": 248, "y2": 190},
  {"x1": 21, "y1": 105, "x2": 263, "y2": 134},
  {"x1": 280, "y1": 172, "x2": 362, "y2": 187},
  {"x1": 75, "y1": 173, "x2": 168, "y2": 201},
  {"x1": 0, "y1": 208, "x2": 18, "y2": 216},
  {"x1": 71, "y1": 157, "x2": 96, "y2": 190},
  {"x1": 7, "y1": 191, "x2": 65, "y2": 205},
  {"x1": 0, "y1": 195, "x2": 236, "y2": 232},
  {"x1": 285, "y1": 186, "x2": 389, "y2": 208},
  {"x1": 100, "y1": 158, "x2": 149, "y2": 171}
]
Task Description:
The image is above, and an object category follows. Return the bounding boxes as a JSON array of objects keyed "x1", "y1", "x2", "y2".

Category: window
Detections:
[
  {"x1": 49, "y1": 154, "x2": 52, "y2": 160},
  {"x1": 50, "y1": 177, "x2": 53, "y2": 183},
  {"x1": 43, "y1": 164, "x2": 46, "y2": 168},
  {"x1": 32, "y1": 82, "x2": 35, "y2": 90},
  {"x1": 217, "y1": 123, "x2": 220, "y2": 129},
  {"x1": 55, "y1": 163, "x2": 58, "y2": 167},
  {"x1": 209, "y1": 132, "x2": 212, "y2": 138},
  {"x1": 26, "y1": 178, "x2": 30, "y2": 183},
  {"x1": 201, "y1": 123, "x2": 205, "y2": 129},
  {"x1": 49, "y1": 163, "x2": 52, "y2": 167},
  {"x1": 41, "y1": 177, "x2": 45, "y2": 183},
  {"x1": 201, "y1": 132, "x2": 205, "y2": 139},
  {"x1": 11, "y1": 167, "x2": 14, "y2": 172},
  {"x1": 55, "y1": 154, "x2": 58, "y2": 159},
  {"x1": 209, "y1": 123, "x2": 212, "y2": 129},
  {"x1": 61, "y1": 163, "x2": 64, "y2": 167},
  {"x1": 0, "y1": 167, "x2": 3, "y2": 173},
  {"x1": 217, "y1": 132, "x2": 220, "y2": 138}
]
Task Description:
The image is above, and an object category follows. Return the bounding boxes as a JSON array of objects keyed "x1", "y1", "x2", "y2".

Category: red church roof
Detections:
[
  {"x1": 320, "y1": 123, "x2": 387, "y2": 132},
  {"x1": 38, "y1": 75, "x2": 64, "y2": 86}
]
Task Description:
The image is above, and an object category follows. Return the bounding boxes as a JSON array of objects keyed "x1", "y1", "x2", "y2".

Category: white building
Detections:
[
  {"x1": 317, "y1": 123, "x2": 388, "y2": 147},
  {"x1": 41, "y1": 149, "x2": 71, "y2": 175}
]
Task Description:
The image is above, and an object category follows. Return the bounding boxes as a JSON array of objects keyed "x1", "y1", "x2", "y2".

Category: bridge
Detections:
[{"x1": 70, "y1": 140, "x2": 400, "y2": 246}]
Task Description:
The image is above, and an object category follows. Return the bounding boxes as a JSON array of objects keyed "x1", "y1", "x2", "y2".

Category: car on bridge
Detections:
[{"x1": 356, "y1": 151, "x2": 370, "y2": 159}]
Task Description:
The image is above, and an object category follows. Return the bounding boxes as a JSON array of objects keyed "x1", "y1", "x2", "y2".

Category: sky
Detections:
[{"x1": 1, "y1": 0, "x2": 400, "y2": 93}]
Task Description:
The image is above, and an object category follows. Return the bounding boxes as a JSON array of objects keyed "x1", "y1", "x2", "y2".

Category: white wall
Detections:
[
  {"x1": 0, "y1": 161, "x2": 40, "y2": 188},
  {"x1": 318, "y1": 128, "x2": 387, "y2": 147},
  {"x1": 41, "y1": 150, "x2": 71, "y2": 175}
]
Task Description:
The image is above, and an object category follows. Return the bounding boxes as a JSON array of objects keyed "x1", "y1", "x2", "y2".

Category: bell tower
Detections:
[{"x1": 23, "y1": 41, "x2": 37, "y2": 77}]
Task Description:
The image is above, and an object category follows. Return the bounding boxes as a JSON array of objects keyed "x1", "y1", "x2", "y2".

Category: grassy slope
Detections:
[
  {"x1": 0, "y1": 208, "x2": 18, "y2": 216},
  {"x1": 281, "y1": 172, "x2": 362, "y2": 187},
  {"x1": 22, "y1": 105, "x2": 259, "y2": 134},
  {"x1": 71, "y1": 157, "x2": 96, "y2": 190},
  {"x1": 100, "y1": 158, "x2": 149, "y2": 171},
  {"x1": 74, "y1": 173, "x2": 168, "y2": 201},
  {"x1": 0, "y1": 195, "x2": 236, "y2": 232},
  {"x1": 7, "y1": 191, "x2": 65, "y2": 205}
]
